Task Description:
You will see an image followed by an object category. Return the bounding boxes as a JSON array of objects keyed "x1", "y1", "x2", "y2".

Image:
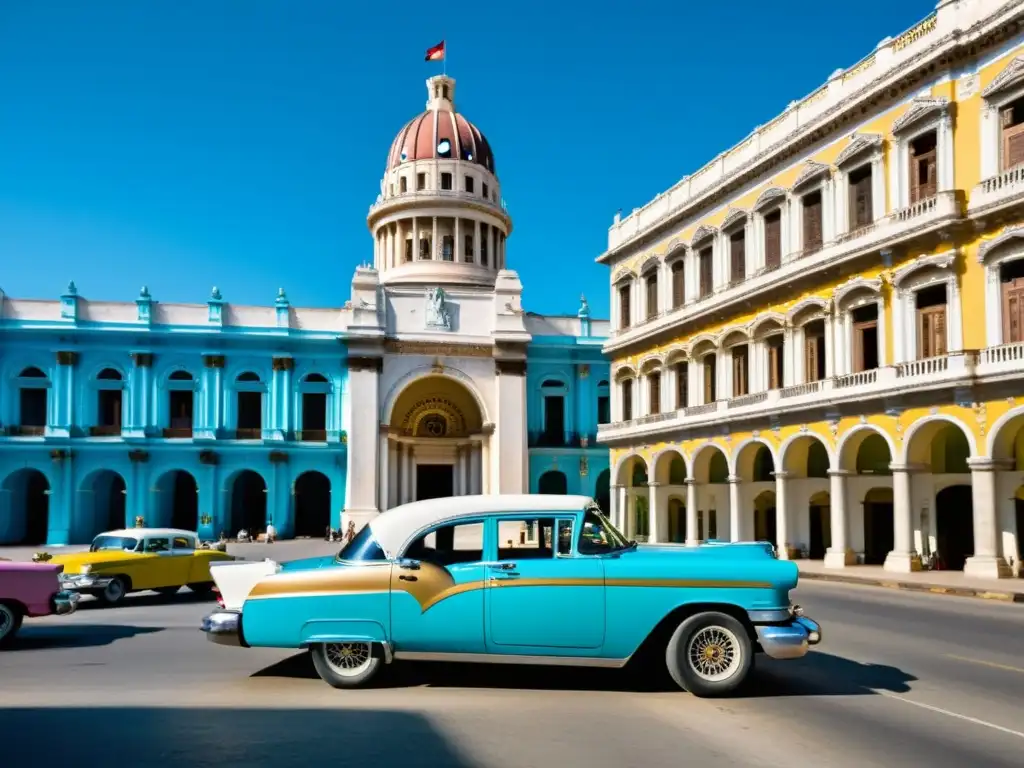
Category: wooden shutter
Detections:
[
  {"x1": 732, "y1": 346, "x2": 748, "y2": 397},
  {"x1": 1002, "y1": 105, "x2": 1024, "y2": 170},
  {"x1": 621, "y1": 380, "x2": 633, "y2": 421},
  {"x1": 910, "y1": 139, "x2": 937, "y2": 203},
  {"x1": 699, "y1": 247, "x2": 713, "y2": 297},
  {"x1": 676, "y1": 362, "x2": 688, "y2": 408},
  {"x1": 802, "y1": 193, "x2": 822, "y2": 252},
  {"x1": 853, "y1": 324, "x2": 866, "y2": 373},
  {"x1": 671, "y1": 262, "x2": 685, "y2": 308},
  {"x1": 917, "y1": 305, "x2": 947, "y2": 358},
  {"x1": 804, "y1": 332, "x2": 820, "y2": 382},
  {"x1": 764, "y1": 211, "x2": 782, "y2": 269},
  {"x1": 730, "y1": 232, "x2": 746, "y2": 284},
  {"x1": 646, "y1": 274, "x2": 658, "y2": 319},
  {"x1": 1003, "y1": 277, "x2": 1024, "y2": 342},
  {"x1": 619, "y1": 285, "x2": 631, "y2": 328},
  {"x1": 649, "y1": 373, "x2": 661, "y2": 415},
  {"x1": 703, "y1": 356, "x2": 716, "y2": 403},
  {"x1": 768, "y1": 341, "x2": 782, "y2": 389},
  {"x1": 849, "y1": 167, "x2": 873, "y2": 229}
]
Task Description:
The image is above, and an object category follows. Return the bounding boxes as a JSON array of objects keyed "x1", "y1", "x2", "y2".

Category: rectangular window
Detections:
[
  {"x1": 731, "y1": 345, "x2": 749, "y2": 397},
  {"x1": 729, "y1": 231, "x2": 746, "y2": 285},
  {"x1": 301, "y1": 392, "x2": 327, "y2": 439},
  {"x1": 169, "y1": 390, "x2": 193, "y2": 432},
  {"x1": 670, "y1": 261, "x2": 685, "y2": 308},
  {"x1": 703, "y1": 354, "x2": 717, "y2": 404},
  {"x1": 464, "y1": 234, "x2": 474, "y2": 263},
  {"x1": 440, "y1": 172, "x2": 453, "y2": 191},
  {"x1": 802, "y1": 191, "x2": 823, "y2": 253},
  {"x1": 19, "y1": 389, "x2": 47, "y2": 428},
  {"x1": 482, "y1": 182, "x2": 489, "y2": 199},
  {"x1": 767, "y1": 336, "x2": 784, "y2": 390},
  {"x1": 645, "y1": 273, "x2": 658, "y2": 319},
  {"x1": 236, "y1": 392, "x2": 262, "y2": 435},
  {"x1": 916, "y1": 284, "x2": 948, "y2": 359},
  {"x1": 618, "y1": 284, "x2": 631, "y2": 329},
  {"x1": 597, "y1": 395, "x2": 610, "y2": 424},
  {"x1": 1001, "y1": 260, "x2": 1024, "y2": 342},
  {"x1": 441, "y1": 235, "x2": 454, "y2": 261},
  {"x1": 496, "y1": 517, "x2": 565, "y2": 559},
  {"x1": 419, "y1": 237, "x2": 431, "y2": 259},
  {"x1": 1001, "y1": 99, "x2": 1024, "y2": 171},
  {"x1": 763, "y1": 209, "x2": 782, "y2": 270},
  {"x1": 675, "y1": 362, "x2": 688, "y2": 409},
  {"x1": 416, "y1": 172, "x2": 427, "y2": 191},
  {"x1": 648, "y1": 372, "x2": 661, "y2": 415},
  {"x1": 621, "y1": 379, "x2": 633, "y2": 421},
  {"x1": 852, "y1": 303, "x2": 879, "y2": 373},
  {"x1": 404, "y1": 238, "x2": 413, "y2": 262},
  {"x1": 97, "y1": 389, "x2": 122, "y2": 428},
  {"x1": 480, "y1": 225, "x2": 489, "y2": 265},
  {"x1": 698, "y1": 246, "x2": 713, "y2": 298},
  {"x1": 803, "y1": 320, "x2": 826, "y2": 382},
  {"x1": 408, "y1": 521, "x2": 484, "y2": 566},
  {"x1": 464, "y1": 176, "x2": 475, "y2": 193},
  {"x1": 848, "y1": 164, "x2": 873, "y2": 229},
  {"x1": 909, "y1": 131, "x2": 937, "y2": 204},
  {"x1": 543, "y1": 396, "x2": 565, "y2": 439},
  {"x1": 399, "y1": 176, "x2": 408, "y2": 193}
]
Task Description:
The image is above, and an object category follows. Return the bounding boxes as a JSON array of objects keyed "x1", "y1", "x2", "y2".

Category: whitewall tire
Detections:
[{"x1": 665, "y1": 611, "x2": 753, "y2": 697}]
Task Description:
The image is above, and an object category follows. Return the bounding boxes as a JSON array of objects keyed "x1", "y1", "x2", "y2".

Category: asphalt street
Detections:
[{"x1": 2, "y1": 565, "x2": 1023, "y2": 768}]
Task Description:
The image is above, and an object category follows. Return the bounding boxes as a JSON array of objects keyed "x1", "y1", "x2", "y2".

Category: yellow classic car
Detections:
[{"x1": 51, "y1": 528, "x2": 235, "y2": 605}]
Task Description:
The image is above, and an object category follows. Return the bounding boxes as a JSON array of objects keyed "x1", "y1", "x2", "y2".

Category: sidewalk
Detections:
[{"x1": 796, "y1": 559, "x2": 1024, "y2": 603}]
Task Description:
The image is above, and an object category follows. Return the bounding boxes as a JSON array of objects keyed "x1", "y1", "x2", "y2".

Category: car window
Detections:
[
  {"x1": 496, "y1": 517, "x2": 571, "y2": 560},
  {"x1": 90, "y1": 535, "x2": 139, "y2": 552},
  {"x1": 172, "y1": 536, "x2": 194, "y2": 550},
  {"x1": 144, "y1": 537, "x2": 171, "y2": 553},
  {"x1": 403, "y1": 521, "x2": 484, "y2": 567},
  {"x1": 577, "y1": 510, "x2": 630, "y2": 554},
  {"x1": 337, "y1": 524, "x2": 388, "y2": 562}
]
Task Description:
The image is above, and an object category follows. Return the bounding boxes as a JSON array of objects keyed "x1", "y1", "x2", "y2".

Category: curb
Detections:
[{"x1": 798, "y1": 570, "x2": 1024, "y2": 603}]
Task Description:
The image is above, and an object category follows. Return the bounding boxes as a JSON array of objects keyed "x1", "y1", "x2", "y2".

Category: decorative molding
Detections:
[
  {"x1": 639, "y1": 255, "x2": 660, "y2": 275},
  {"x1": 792, "y1": 161, "x2": 831, "y2": 192},
  {"x1": 613, "y1": 364, "x2": 636, "y2": 380},
  {"x1": 203, "y1": 355, "x2": 225, "y2": 369},
  {"x1": 348, "y1": 356, "x2": 383, "y2": 373},
  {"x1": 690, "y1": 224, "x2": 718, "y2": 247},
  {"x1": 785, "y1": 296, "x2": 828, "y2": 323},
  {"x1": 272, "y1": 357, "x2": 294, "y2": 372},
  {"x1": 495, "y1": 359, "x2": 527, "y2": 376},
  {"x1": 664, "y1": 241, "x2": 687, "y2": 263},
  {"x1": 637, "y1": 354, "x2": 664, "y2": 373},
  {"x1": 612, "y1": 267, "x2": 636, "y2": 284},
  {"x1": 891, "y1": 97, "x2": 950, "y2": 135},
  {"x1": 425, "y1": 286, "x2": 452, "y2": 331},
  {"x1": 748, "y1": 310, "x2": 787, "y2": 335},
  {"x1": 753, "y1": 186, "x2": 786, "y2": 211},
  {"x1": 494, "y1": 341, "x2": 528, "y2": 358},
  {"x1": 56, "y1": 351, "x2": 78, "y2": 366},
  {"x1": 982, "y1": 55, "x2": 1024, "y2": 99},
  {"x1": 977, "y1": 225, "x2": 1024, "y2": 263},
  {"x1": 578, "y1": 364, "x2": 590, "y2": 378},
  {"x1": 384, "y1": 340, "x2": 493, "y2": 358},
  {"x1": 721, "y1": 207, "x2": 748, "y2": 231},
  {"x1": 834, "y1": 132, "x2": 884, "y2": 168},
  {"x1": 891, "y1": 249, "x2": 957, "y2": 288},
  {"x1": 833, "y1": 275, "x2": 883, "y2": 306},
  {"x1": 131, "y1": 352, "x2": 153, "y2": 368},
  {"x1": 688, "y1": 331, "x2": 720, "y2": 351}
]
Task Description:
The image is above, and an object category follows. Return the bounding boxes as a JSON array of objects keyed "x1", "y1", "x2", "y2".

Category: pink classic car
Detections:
[{"x1": 0, "y1": 559, "x2": 80, "y2": 646}]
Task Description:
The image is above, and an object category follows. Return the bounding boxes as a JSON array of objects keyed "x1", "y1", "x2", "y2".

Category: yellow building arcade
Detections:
[{"x1": 596, "y1": 0, "x2": 1024, "y2": 580}]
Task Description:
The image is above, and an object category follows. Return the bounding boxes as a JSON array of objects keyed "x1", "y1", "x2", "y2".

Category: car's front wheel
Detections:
[
  {"x1": 310, "y1": 642, "x2": 382, "y2": 689},
  {"x1": 665, "y1": 611, "x2": 753, "y2": 697},
  {"x1": 99, "y1": 577, "x2": 128, "y2": 606},
  {"x1": 0, "y1": 602, "x2": 24, "y2": 648}
]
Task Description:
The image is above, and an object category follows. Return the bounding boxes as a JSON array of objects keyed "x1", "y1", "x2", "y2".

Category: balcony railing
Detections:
[
  {"x1": 606, "y1": 190, "x2": 962, "y2": 349},
  {"x1": 233, "y1": 427, "x2": 262, "y2": 440},
  {"x1": 968, "y1": 165, "x2": 1024, "y2": 216},
  {"x1": 298, "y1": 429, "x2": 328, "y2": 442},
  {"x1": 598, "y1": 350, "x2": 986, "y2": 442},
  {"x1": 6, "y1": 425, "x2": 45, "y2": 437}
]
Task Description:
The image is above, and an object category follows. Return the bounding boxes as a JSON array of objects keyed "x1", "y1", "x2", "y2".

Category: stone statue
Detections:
[{"x1": 425, "y1": 287, "x2": 451, "y2": 330}]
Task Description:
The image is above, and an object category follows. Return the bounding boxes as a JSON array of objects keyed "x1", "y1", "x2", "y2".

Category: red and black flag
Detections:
[{"x1": 425, "y1": 41, "x2": 445, "y2": 62}]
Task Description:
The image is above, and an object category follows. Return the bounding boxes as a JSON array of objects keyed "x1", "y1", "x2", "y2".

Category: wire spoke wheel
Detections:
[
  {"x1": 323, "y1": 642, "x2": 373, "y2": 677},
  {"x1": 686, "y1": 625, "x2": 742, "y2": 682}
]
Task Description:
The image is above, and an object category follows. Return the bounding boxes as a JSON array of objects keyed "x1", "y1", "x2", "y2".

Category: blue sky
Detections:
[{"x1": 0, "y1": 0, "x2": 931, "y2": 319}]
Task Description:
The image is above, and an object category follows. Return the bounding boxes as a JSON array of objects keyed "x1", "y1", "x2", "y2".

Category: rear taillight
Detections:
[{"x1": 213, "y1": 586, "x2": 224, "y2": 608}]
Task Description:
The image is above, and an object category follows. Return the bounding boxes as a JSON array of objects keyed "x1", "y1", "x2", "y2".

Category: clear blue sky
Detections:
[{"x1": 0, "y1": 0, "x2": 930, "y2": 319}]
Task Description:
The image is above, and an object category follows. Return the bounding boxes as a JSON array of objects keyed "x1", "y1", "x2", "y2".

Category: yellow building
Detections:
[{"x1": 596, "y1": 0, "x2": 1024, "y2": 580}]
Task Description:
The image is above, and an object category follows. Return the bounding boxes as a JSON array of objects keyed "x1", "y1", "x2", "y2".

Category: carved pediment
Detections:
[
  {"x1": 833, "y1": 276, "x2": 882, "y2": 306},
  {"x1": 892, "y1": 249, "x2": 957, "y2": 288},
  {"x1": 665, "y1": 239, "x2": 687, "y2": 262},
  {"x1": 612, "y1": 267, "x2": 636, "y2": 284},
  {"x1": 792, "y1": 162, "x2": 831, "y2": 192},
  {"x1": 982, "y1": 56, "x2": 1024, "y2": 100},
  {"x1": 835, "y1": 133, "x2": 884, "y2": 168},
  {"x1": 892, "y1": 97, "x2": 950, "y2": 135},
  {"x1": 978, "y1": 225, "x2": 1024, "y2": 263},
  {"x1": 721, "y1": 207, "x2": 748, "y2": 232},
  {"x1": 691, "y1": 224, "x2": 718, "y2": 246},
  {"x1": 753, "y1": 186, "x2": 786, "y2": 211},
  {"x1": 640, "y1": 256, "x2": 660, "y2": 275}
]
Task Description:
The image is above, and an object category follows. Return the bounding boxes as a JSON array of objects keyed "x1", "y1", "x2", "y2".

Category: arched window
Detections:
[
  {"x1": 165, "y1": 370, "x2": 195, "y2": 437},
  {"x1": 299, "y1": 373, "x2": 331, "y2": 441},
  {"x1": 92, "y1": 368, "x2": 124, "y2": 436},
  {"x1": 539, "y1": 379, "x2": 567, "y2": 446},
  {"x1": 15, "y1": 367, "x2": 49, "y2": 434},
  {"x1": 597, "y1": 380, "x2": 610, "y2": 425},
  {"x1": 234, "y1": 372, "x2": 263, "y2": 438}
]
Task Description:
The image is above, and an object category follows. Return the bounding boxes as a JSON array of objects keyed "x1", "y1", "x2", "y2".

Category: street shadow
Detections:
[
  {"x1": 252, "y1": 648, "x2": 915, "y2": 697},
  {"x1": 2, "y1": 624, "x2": 163, "y2": 650},
  {"x1": 76, "y1": 590, "x2": 216, "y2": 610},
  {"x1": 0, "y1": 707, "x2": 474, "y2": 767}
]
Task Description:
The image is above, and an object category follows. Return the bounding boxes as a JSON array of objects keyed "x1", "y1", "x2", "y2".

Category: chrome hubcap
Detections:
[
  {"x1": 324, "y1": 642, "x2": 372, "y2": 677},
  {"x1": 687, "y1": 626, "x2": 742, "y2": 682}
]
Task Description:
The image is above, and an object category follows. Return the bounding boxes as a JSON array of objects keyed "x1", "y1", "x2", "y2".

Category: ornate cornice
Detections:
[
  {"x1": 664, "y1": 240, "x2": 687, "y2": 263},
  {"x1": 721, "y1": 207, "x2": 748, "y2": 232},
  {"x1": 753, "y1": 186, "x2": 786, "y2": 212},
  {"x1": 891, "y1": 96, "x2": 950, "y2": 135},
  {"x1": 639, "y1": 255, "x2": 660, "y2": 275},
  {"x1": 834, "y1": 132, "x2": 884, "y2": 168},
  {"x1": 747, "y1": 311, "x2": 786, "y2": 335},
  {"x1": 982, "y1": 55, "x2": 1024, "y2": 99},
  {"x1": 833, "y1": 275, "x2": 883, "y2": 306},
  {"x1": 637, "y1": 354, "x2": 664, "y2": 373},
  {"x1": 383, "y1": 340, "x2": 494, "y2": 358},
  {"x1": 613, "y1": 363, "x2": 636, "y2": 380},
  {"x1": 785, "y1": 296, "x2": 829, "y2": 323},
  {"x1": 977, "y1": 225, "x2": 1024, "y2": 262},
  {"x1": 892, "y1": 249, "x2": 958, "y2": 288},
  {"x1": 792, "y1": 161, "x2": 831, "y2": 192},
  {"x1": 690, "y1": 224, "x2": 718, "y2": 247},
  {"x1": 612, "y1": 267, "x2": 636, "y2": 284}
]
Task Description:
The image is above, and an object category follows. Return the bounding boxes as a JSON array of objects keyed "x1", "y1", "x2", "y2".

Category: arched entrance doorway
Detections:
[
  {"x1": 753, "y1": 490, "x2": 777, "y2": 543},
  {"x1": 154, "y1": 470, "x2": 199, "y2": 531},
  {"x1": 229, "y1": 471, "x2": 267, "y2": 535},
  {"x1": 387, "y1": 374, "x2": 485, "y2": 503},
  {"x1": 862, "y1": 487, "x2": 894, "y2": 565},
  {"x1": 78, "y1": 470, "x2": 126, "y2": 540},
  {"x1": 808, "y1": 491, "x2": 831, "y2": 559},
  {"x1": 294, "y1": 471, "x2": 331, "y2": 537},
  {"x1": 935, "y1": 485, "x2": 973, "y2": 571},
  {"x1": 538, "y1": 470, "x2": 568, "y2": 494},
  {"x1": 0, "y1": 469, "x2": 50, "y2": 545}
]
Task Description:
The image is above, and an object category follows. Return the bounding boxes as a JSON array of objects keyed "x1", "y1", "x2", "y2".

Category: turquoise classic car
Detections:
[{"x1": 201, "y1": 495, "x2": 820, "y2": 696}]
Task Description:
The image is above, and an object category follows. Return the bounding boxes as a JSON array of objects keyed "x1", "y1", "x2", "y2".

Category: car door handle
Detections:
[
  {"x1": 488, "y1": 562, "x2": 517, "y2": 571},
  {"x1": 398, "y1": 574, "x2": 418, "y2": 582}
]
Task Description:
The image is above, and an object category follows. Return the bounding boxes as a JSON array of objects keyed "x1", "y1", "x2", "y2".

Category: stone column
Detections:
[
  {"x1": 609, "y1": 483, "x2": 621, "y2": 527},
  {"x1": 481, "y1": 435, "x2": 491, "y2": 494},
  {"x1": 617, "y1": 484, "x2": 629, "y2": 532},
  {"x1": 772, "y1": 470, "x2": 790, "y2": 558},
  {"x1": 378, "y1": 430, "x2": 390, "y2": 512},
  {"x1": 685, "y1": 478, "x2": 699, "y2": 545},
  {"x1": 407, "y1": 444, "x2": 417, "y2": 503},
  {"x1": 647, "y1": 482, "x2": 662, "y2": 543},
  {"x1": 387, "y1": 439, "x2": 399, "y2": 510},
  {"x1": 964, "y1": 458, "x2": 1012, "y2": 579},
  {"x1": 884, "y1": 464, "x2": 922, "y2": 573},
  {"x1": 344, "y1": 356, "x2": 382, "y2": 527},
  {"x1": 728, "y1": 475, "x2": 742, "y2": 542},
  {"x1": 398, "y1": 443, "x2": 408, "y2": 504},
  {"x1": 824, "y1": 469, "x2": 855, "y2": 567},
  {"x1": 494, "y1": 359, "x2": 528, "y2": 493}
]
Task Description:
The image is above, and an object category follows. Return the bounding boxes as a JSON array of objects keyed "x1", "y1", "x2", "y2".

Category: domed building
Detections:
[{"x1": 0, "y1": 75, "x2": 611, "y2": 546}]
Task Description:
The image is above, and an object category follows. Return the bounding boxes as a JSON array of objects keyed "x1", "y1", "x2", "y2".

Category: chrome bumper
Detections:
[
  {"x1": 60, "y1": 574, "x2": 114, "y2": 591},
  {"x1": 201, "y1": 610, "x2": 245, "y2": 647},
  {"x1": 51, "y1": 590, "x2": 80, "y2": 616},
  {"x1": 755, "y1": 616, "x2": 822, "y2": 660}
]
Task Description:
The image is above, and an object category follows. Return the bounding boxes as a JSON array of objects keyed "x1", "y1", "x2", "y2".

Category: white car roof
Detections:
[
  {"x1": 97, "y1": 528, "x2": 198, "y2": 540},
  {"x1": 367, "y1": 494, "x2": 595, "y2": 556}
]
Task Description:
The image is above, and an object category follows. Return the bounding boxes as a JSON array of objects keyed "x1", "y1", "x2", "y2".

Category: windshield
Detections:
[
  {"x1": 336, "y1": 524, "x2": 388, "y2": 562},
  {"x1": 578, "y1": 509, "x2": 631, "y2": 554},
  {"x1": 90, "y1": 535, "x2": 139, "y2": 553}
]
